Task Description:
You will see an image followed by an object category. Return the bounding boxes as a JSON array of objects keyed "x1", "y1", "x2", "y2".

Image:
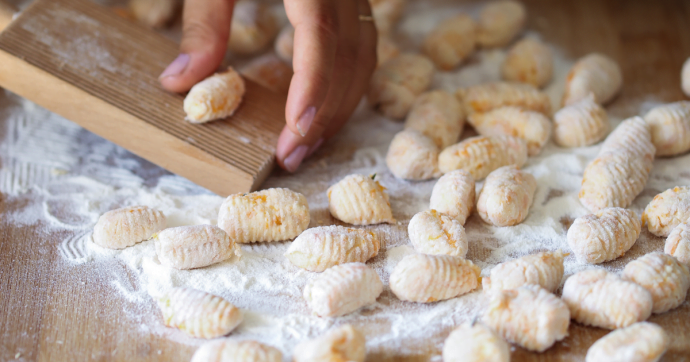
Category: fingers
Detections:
[{"x1": 159, "y1": 0, "x2": 235, "y2": 93}]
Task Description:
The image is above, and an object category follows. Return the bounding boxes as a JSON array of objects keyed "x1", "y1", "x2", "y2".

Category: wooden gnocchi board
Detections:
[{"x1": 1, "y1": 0, "x2": 690, "y2": 361}]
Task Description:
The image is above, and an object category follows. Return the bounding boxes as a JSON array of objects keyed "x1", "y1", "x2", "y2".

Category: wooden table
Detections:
[{"x1": 2, "y1": 0, "x2": 690, "y2": 361}]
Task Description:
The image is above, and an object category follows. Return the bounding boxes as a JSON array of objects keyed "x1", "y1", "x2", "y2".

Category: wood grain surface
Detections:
[{"x1": 2, "y1": 0, "x2": 690, "y2": 361}]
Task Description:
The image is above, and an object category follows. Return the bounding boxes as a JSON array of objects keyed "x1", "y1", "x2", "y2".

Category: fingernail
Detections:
[
  {"x1": 307, "y1": 138, "x2": 324, "y2": 157},
  {"x1": 284, "y1": 145, "x2": 309, "y2": 172},
  {"x1": 296, "y1": 106, "x2": 316, "y2": 137},
  {"x1": 159, "y1": 54, "x2": 190, "y2": 79}
]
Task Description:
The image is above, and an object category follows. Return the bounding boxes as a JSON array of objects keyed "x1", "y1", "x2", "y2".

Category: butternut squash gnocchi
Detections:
[
  {"x1": 190, "y1": 340, "x2": 282, "y2": 362},
  {"x1": 154, "y1": 224, "x2": 241, "y2": 270},
  {"x1": 476, "y1": 165, "x2": 537, "y2": 227},
  {"x1": 386, "y1": 130, "x2": 441, "y2": 180},
  {"x1": 567, "y1": 207, "x2": 640, "y2": 264},
  {"x1": 468, "y1": 106, "x2": 552, "y2": 156},
  {"x1": 93, "y1": 205, "x2": 166, "y2": 249},
  {"x1": 328, "y1": 174, "x2": 395, "y2": 225},
  {"x1": 429, "y1": 170, "x2": 476, "y2": 225},
  {"x1": 622, "y1": 252, "x2": 690, "y2": 314},
  {"x1": 585, "y1": 322, "x2": 668, "y2": 362},
  {"x1": 293, "y1": 324, "x2": 366, "y2": 362},
  {"x1": 483, "y1": 250, "x2": 565, "y2": 293},
  {"x1": 184, "y1": 67, "x2": 245, "y2": 123},
  {"x1": 562, "y1": 53, "x2": 622, "y2": 106},
  {"x1": 502, "y1": 37, "x2": 554, "y2": 88},
  {"x1": 642, "y1": 186, "x2": 690, "y2": 237},
  {"x1": 423, "y1": 14, "x2": 476, "y2": 70},
  {"x1": 404, "y1": 90, "x2": 465, "y2": 149},
  {"x1": 408, "y1": 209, "x2": 468, "y2": 257},
  {"x1": 438, "y1": 135, "x2": 528, "y2": 180}
]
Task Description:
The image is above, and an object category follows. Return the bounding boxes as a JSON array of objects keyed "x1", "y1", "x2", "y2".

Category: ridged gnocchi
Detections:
[
  {"x1": 477, "y1": 166, "x2": 537, "y2": 227},
  {"x1": 553, "y1": 93, "x2": 609, "y2": 148},
  {"x1": 157, "y1": 287, "x2": 243, "y2": 339},
  {"x1": 462, "y1": 81, "x2": 552, "y2": 115},
  {"x1": 285, "y1": 226, "x2": 381, "y2": 272},
  {"x1": 93, "y1": 205, "x2": 166, "y2": 249},
  {"x1": 404, "y1": 90, "x2": 465, "y2": 149},
  {"x1": 468, "y1": 106, "x2": 552, "y2": 156},
  {"x1": 128, "y1": 0, "x2": 177, "y2": 29},
  {"x1": 274, "y1": 25, "x2": 294, "y2": 63},
  {"x1": 482, "y1": 284, "x2": 570, "y2": 352},
  {"x1": 643, "y1": 101, "x2": 690, "y2": 156},
  {"x1": 190, "y1": 340, "x2": 282, "y2": 362},
  {"x1": 390, "y1": 254, "x2": 480, "y2": 303},
  {"x1": 438, "y1": 135, "x2": 528, "y2": 180},
  {"x1": 154, "y1": 225, "x2": 241, "y2": 270},
  {"x1": 228, "y1": 1, "x2": 279, "y2": 55},
  {"x1": 567, "y1": 207, "x2": 640, "y2": 264},
  {"x1": 386, "y1": 130, "x2": 441, "y2": 180},
  {"x1": 683, "y1": 57, "x2": 690, "y2": 97},
  {"x1": 423, "y1": 14, "x2": 476, "y2": 70},
  {"x1": 408, "y1": 210, "x2": 468, "y2": 257},
  {"x1": 293, "y1": 324, "x2": 366, "y2": 362},
  {"x1": 184, "y1": 67, "x2": 245, "y2": 123},
  {"x1": 642, "y1": 186, "x2": 690, "y2": 237},
  {"x1": 241, "y1": 54, "x2": 292, "y2": 93},
  {"x1": 502, "y1": 38, "x2": 554, "y2": 88},
  {"x1": 562, "y1": 53, "x2": 622, "y2": 106},
  {"x1": 370, "y1": 0, "x2": 406, "y2": 35},
  {"x1": 482, "y1": 250, "x2": 565, "y2": 293},
  {"x1": 303, "y1": 263, "x2": 383, "y2": 317},
  {"x1": 369, "y1": 53, "x2": 435, "y2": 119},
  {"x1": 442, "y1": 323, "x2": 510, "y2": 362},
  {"x1": 328, "y1": 174, "x2": 396, "y2": 225},
  {"x1": 585, "y1": 322, "x2": 668, "y2": 362},
  {"x1": 666, "y1": 220, "x2": 690, "y2": 265},
  {"x1": 476, "y1": 0, "x2": 526, "y2": 48},
  {"x1": 622, "y1": 252, "x2": 690, "y2": 314},
  {"x1": 429, "y1": 170, "x2": 476, "y2": 225},
  {"x1": 562, "y1": 269, "x2": 653, "y2": 329}
]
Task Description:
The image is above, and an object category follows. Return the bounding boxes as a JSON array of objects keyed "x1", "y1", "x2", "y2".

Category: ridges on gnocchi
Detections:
[
  {"x1": 553, "y1": 93, "x2": 609, "y2": 148},
  {"x1": 585, "y1": 322, "x2": 668, "y2": 362},
  {"x1": 622, "y1": 252, "x2": 690, "y2": 314},
  {"x1": 408, "y1": 209, "x2": 468, "y2": 257},
  {"x1": 567, "y1": 207, "x2": 640, "y2": 264},
  {"x1": 190, "y1": 340, "x2": 282, "y2": 362},
  {"x1": 666, "y1": 220, "x2": 690, "y2": 265},
  {"x1": 443, "y1": 322, "x2": 510, "y2": 362},
  {"x1": 468, "y1": 106, "x2": 552, "y2": 156},
  {"x1": 404, "y1": 90, "x2": 465, "y2": 150},
  {"x1": 154, "y1": 224, "x2": 241, "y2": 270},
  {"x1": 438, "y1": 135, "x2": 528, "y2": 180},
  {"x1": 292, "y1": 324, "x2": 366, "y2": 362},
  {"x1": 461, "y1": 81, "x2": 552, "y2": 115},
  {"x1": 476, "y1": 165, "x2": 537, "y2": 227},
  {"x1": 642, "y1": 186, "x2": 690, "y2": 237},
  {"x1": 328, "y1": 174, "x2": 396, "y2": 225},
  {"x1": 643, "y1": 101, "x2": 690, "y2": 157},
  {"x1": 429, "y1": 170, "x2": 476, "y2": 225},
  {"x1": 93, "y1": 205, "x2": 166, "y2": 250},
  {"x1": 482, "y1": 250, "x2": 565, "y2": 293},
  {"x1": 183, "y1": 67, "x2": 246, "y2": 123}
]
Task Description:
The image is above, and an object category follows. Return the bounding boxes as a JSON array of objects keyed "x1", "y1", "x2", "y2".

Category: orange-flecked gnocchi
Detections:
[
  {"x1": 390, "y1": 254, "x2": 480, "y2": 303},
  {"x1": 404, "y1": 90, "x2": 465, "y2": 149},
  {"x1": 227, "y1": 1, "x2": 279, "y2": 55},
  {"x1": 293, "y1": 324, "x2": 366, "y2": 362},
  {"x1": 274, "y1": 24, "x2": 294, "y2": 63},
  {"x1": 241, "y1": 54, "x2": 292, "y2": 93},
  {"x1": 217, "y1": 188, "x2": 310, "y2": 243},
  {"x1": 683, "y1": 57, "x2": 690, "y2": 97},
  {"x1": 429, "y1": 170, "x2": 476, "y2": 225},
  {"x1": 443, "y1": 323, "x2": 510, "y2": 362},
  {"x1": 408, "y1": 210, "x2": 468, "y2": 257},
  {"x1": 369, "y1": 53, "x2": 435, "y2": 119},
  {"x1": 468, "y1": 106, "x2": 552, "y2": 156},
  {"x1": 154, "y1": 225, "x2": 241, "y2": 270},
  {"x1": 190, "y1": 340, "x2": 282, "y2": 362},
  {"x1": 566, "y1": 207, "x2": 640, "y2": 264},
  {"x1": 438, "y1": 135, "x2": 528, "y2": 180},
  {"x1": 643, "y1": 101, "x2": 690, "y2": 157},
  {"x1": 483, "y1": 250, "x2": 565, "y2": 293},
  {"x1": 666, "y1": 221, "x2": 690, "y2": 265},
  {"x1": 622, "y1": 252, "x2": 690, "y2": 314},
  {"x1": 562, "y1": 53, "x2": 622, "y2": 106},
  {"x1": 502, "y1": 38, "x2": 554, "y2": 88},
  {"x1": 128, "y1": 0, "x2": 177, "y2": 28},
  {"x1": 585, "y1": 322, "x2": 668, "y2": 362},
  {"x1": 377, "y1": 36, "x2": 400, "y2": 67},
  {"x1": 562, "y1": 269, "x2": 652, "y2": 330},
  {"x1": 93, "y1": 205, "x2": 166, "y2": 249},
  {"x1": 476, "y1": 0, "x2": 526, "y2": 48},
  {"x1": 642, "y1": 186, "x2": 690, "y2": 237},
  {"x1": 482, "y1": 284, "x2": 570, "y2": 352},
  {"x1": 284, "y1": 226, "x2": 381, "y2": 272},
  {"x1": 184, "y1": 67, "x2": 245, "y2": 123},
  {"x1": 462, "y1": 81, "x2": 552, "y2": 115},
  {"x1": 476, "y1": 166, "x2": 537, "y2": 226},
  {"x1": 370, "y1": 0, "x2": 406, "y2": 35},
  {"x1": 303, "y1": 263, "x2": 383, "y2": 317},
  {"x1": 422, "y1": 14, "x2": 476, "y2": 70},
  {"x1": 386, "y1": 130, "x2": 441, "y2": 180},
  {"x1": 157, "y1": 287, "x2": 243, "y2": 339},
  {"x1": 328, "y1": 174, "x2": 396, "y2": 225},
  {"x1": 553, "y1": 93, "x2": 609, "y2": 148}
]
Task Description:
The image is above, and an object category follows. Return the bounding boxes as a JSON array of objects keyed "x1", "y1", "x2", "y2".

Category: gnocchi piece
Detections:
[
  {"x1": 501, "y1": 38, "x2": 554, "y2": 88},
  {"x1": 408, "y1": 209, "x2": 468, "y2": 257},
  {"x1": 442, "y1": 323, "x2": 510, "y2": 362},
  {"x1": 390, "y1": 254, "x2": 480, "y2": 303},
  {"x1": 566, "y1": 207, "x2": 640, "y2": 264},
  {"x1": 482, "y1": 284, "x2": 570, "y2": 352},
  {"x1": 666, "y1": 221, "x2": 690, "y2": 265},
  {"x1": 93, "y1": 205, "x2": 166, "y2": 249},
  {"x1": 303, "y1": 263, "x2": 383, "y2": 317},
  {"x1": 154, "y1": 225, "x2": 241, "y2": 270},
  {"x1": 404, "y1": 90, "x2": 465, "y2": 149},
  {"x1": 476, "y1": 0, "x2": 526, "y2": 48},
  {"x1": 327, "y1": 174, "x2": 396, "y2": 225},
  {"x1": 438, "y1": 135, "x2": 528, "y2": 180},
  {"x1": 377, "y1": 36, "x2": 400, "y2": 67},
  {"x1": 585, "y1": 322, "x2": 668, "y2": 362},
  {"x1": 482, "y1": 250, "x2": 565, "y2": 293},
  {"x1": 462, "y1": 81, "x2": 552, "y2": 115},
  {"x1": 191, "y1": 340, "x2": 282, "y2": 362},
  {"x1": 553, "y1": 93, "x2": 609, "y2": 148},
  {"x1": 128, "y1": 0, "x2": 177, "y2": 29},
  {"x1": 368, "y1": 53, "x2": 435, "y2": 119},
  {"x1": 476, "y1": 165, "x2": 537, "y2": 227},
  {"x1": 562, "y1": 53, "x2": 622, "y2": 106},
  {"x1": 293, "y1": 324, "x2": 366, "y2": 362},
  {"x1": 643, "y1": 101, "x2": 690, "y2": 157},
  {"x1": 429, "y1": 170, "x2": 476, "y2": 225},
  {"x1": 386, "y1": 130, "x2": 441, "y2": 180},
  {"x1": 622, "y1": 252, "x2": 690, "y2": 314},
  {"x1": 422, "y1": 14, "x2": 476, "y2": 70},
  {"x1": 599, "y1": 117, "x2": 656, "y2": 158},
  {"x1": 227, "y1": 1, "x2": 279, "y2": 55},
  {"x1": 562, "y1": 269, "x2": 653, "y2": 329},
  {"x1": 285, "y1": 226, "x2": 381, "y2": 272},
  {"x1": 274, "y1": 24, "x2": 294, "y2": 63},
  {"x1": 183, "y1": 67, "x2": 245, "y2": 123},
  {"x1": 467, "y1": 106, "x2": 552, "y2": 156},
  {"x1": 240, "y1": 54, "x2": 292, "y2": 93},
  {"x1": 217, "y1": 188, "x2": 310, "y2": 243},
  {"x1": 370, "y1": 0, "x2": 406, "y2": 35},
  {"x1": 642, "y1": 186, "x2": 690, "y2": 237},
  {"x1": 683, "y1": 57, "x2": 690, "y2": 97},
  {"x1": 157, "y1": 287, "x2": 242, "y2": 339}
]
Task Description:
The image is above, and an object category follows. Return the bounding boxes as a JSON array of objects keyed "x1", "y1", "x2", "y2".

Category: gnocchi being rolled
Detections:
[
  {"x1": 642, "y1": 186, "x2": 690, "y2": 237},
  {"x1": 303, "y1": 263, "x2": 383, "y2": 317},
  {"x1": 562, "y1": 53, "x2": 622, "y2": 106},
  {"x1": 408, "y1": 209, "x2": 468, "y2": 257},
  {"x1": 643, "y1": 101, "x2": 690, "y2": 157},
  {"x1": 190, "y1": 340, "x2": 282, "y2": 362},
  {"x1": 183, "y1": 67, "x2": 246, "y2": 123},
  {"x1": 622, "y1": 252, "x2": 690, "y2": 314},
  {"x1": 476, "y1": 166, "x2": 537, "y2": 227},
  {"x1": 482, "y1": 250, "x2": 565, "y2": 293},
  {"x1": 567, "y1": 208, "x2": 640, "y2": 264},
  {"x1": 386, "y1": 130, "x2": 441, "y2": 180},
  {"x1": 93, "y1": 205, "x2": 166, "y2": 249},
  {"x1": 423, "y1": 13, "x2": 476, "y2": 70},
  {"x1": 666, "y1": 221, "x2": 690, "y2": 265},
  {"x1": 438, "y1": 135, "x2": 528, "y2": 180},
  {"x1": 553, "y1": 93, "x2": 609, "y2": 148},
  {"x1": 476, "y1": 0, "x2": 526, "y2": 48},
  {"x1": 369, "y1": 53, "x2": 435, "y2": 119},
  {"x1": 404, "y1": 90, "x2": 465, "y2": 149},
  {"x1": 585, "y1": 322, "x2": 668, "y2": 362},
  {"x1": 462, "y1": 81, "x2": 552, "y2": 115},
  {"x1": 154, "y1": 225, "x2": 241, "y2": 270},
  {"x1": 328, "y1": 174, "x2": 396, "y2": 225},
  {"x1": 443, "y1": 323, "x2": 510, "y2": 362},
  {"x1": 293, "y1": 324, "x2": 366, "y2": 362},
  {"x1": 468, "y1": 106, "x2": 552, "y2": 156},
  {"x1": 227, "y1": 1, "x2": 279, "y2": 55},
  {"x1": 502, "y1": 38, "x2": 554, "y2": 88},
  {"x1": 429, "y1": 170, "x2": 476, "y2": 225}
]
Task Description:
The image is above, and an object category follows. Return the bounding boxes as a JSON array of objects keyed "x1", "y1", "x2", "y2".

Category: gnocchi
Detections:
[
  {"x1": 476, "y1": 0, "x2": 526, "y2": 48},
  {"x1": 184, "y1": 67, "x2": 245, "y2": 123},
  {"x1": 438, "y1": 135, "x2": 528, "y2": 180},
  {"x1": 328, "y1": 174, "x2": 396, "y2": 225},
  {"x1": 404, "y1": 90, "x2": 465, "y2": 149},
  {"x1": 369, "y1": 53, "x2": 435, "y2": 119},
  {"x1": 585, "y1": 322, "x2": 668, "y2": 362},
  {"x1": 482, "y1": 284, "x2": 570, "y2": 352},
  {"x1": 567, "y1": 207, "x2": 640, "y2": 264},
  {"x1": 467, "y1": 106, "x2": 552, "y2": 156},
  {"x1": 562, "y1": 269, "x2": 652, "y2": 329},
  {"x1": 377, "y1": 36, "x2": 400, "y2": 67},
  {"x1": 128, "y1": 0, "x2": 177, "y2": 29},
  {"x1": 241, "y1": 54, "x2": 292, "y2": 93},
  {"x1": 157, "y1": 287, "x2": 242, "y2": 339},
  {"x1": 154, "y1": 225, "x2": 241, "y2": 270},
  {"x1": 93, "y1": 205, "x2": 166, "y2": 249},
  {"x1": 666, "y1": 220, "x2": 690, "y2": 265},
  {"x1": 462, "y1": 81, "x2": 552, "y2": 115},
  {"x1": 683, "y1": 57, "x2": 690, "y2": 97},
  {"x1": 482, "y1": 250, "x2": 565, "y2": 293},
  {"x1": 190, "y1": 340, "x2": 282, "y2": 362},
  {"x1": 386, "y1": 130, "x2": 441, "y2": 180},
  {"x1": 553, "y1": 93, "x2": 609, "y2": 148},
  {"x1": 643, "y1": 101, "x2": 690, "y2": 157},
  {"x1": 642, "y1": 186, "x2": 690, "y2": 237},
  {"x1": 622, "y1": 252, "x2": 690, "y2": 314},
  {"x1": 370, "y1": 0, "x2": 406, "y2": 35},
  {"x1": 429, "y1": 170, "x2": 476, "y2": 225},
  {"x1": 501, "y1": 38, "x2": 554, "y2": 88},
  {"x1": 422, "y1": 14, "x2": 476, "y2": 70},
  {"x1": 562, "y1": 53, "x2": 622, "y2": 106},
  {"x1": 476, "y1": 165, "x2": 537, "y2": 226},
  {"x1": 293, "y1": 324, "x2": 366, "y2": 362},
  {"x1": 285, "y1": 226, "x2": 381, "y2": 272},
  {"x1": 442, "y1": 323, "x2": 510, "y2": 362},
  {"x1": 303, "y1": 263, "x2": 383, "y2": 317},
  {"x1": 408, "y1": 209, "x2": 468, "y2": 257},
  {"x1": 274, "y1": 25, "x2": 294, "y2": 63},
  {"x1": 228, "y1": 1, "x2": 279, "y2": 55},
  {"x1": 390, "y1": 254, "x2": 480, "y2": 303}
]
